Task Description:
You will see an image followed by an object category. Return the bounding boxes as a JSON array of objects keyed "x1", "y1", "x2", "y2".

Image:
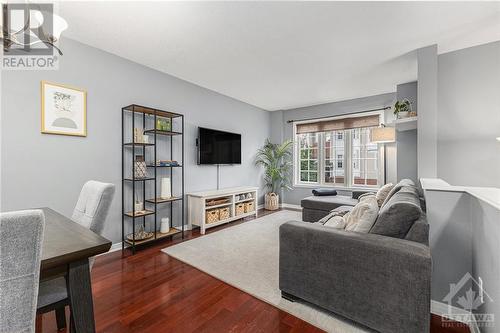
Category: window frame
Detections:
[{"x1": 293, "y1": 112, "x2": 385, "y2": 189}]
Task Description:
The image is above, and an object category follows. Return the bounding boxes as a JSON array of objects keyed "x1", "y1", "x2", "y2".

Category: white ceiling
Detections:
[{"x1": 59, "y1": 1, "x2": 500, "y2": 111}]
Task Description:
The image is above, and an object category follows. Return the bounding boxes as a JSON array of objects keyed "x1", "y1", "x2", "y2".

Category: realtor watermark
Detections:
[
  {"x1": 1, "y1": 3, "x2": 66, "y2": 70},
  {"x1": 442, "y1": 272, "x2": 495, "y2": 328}
]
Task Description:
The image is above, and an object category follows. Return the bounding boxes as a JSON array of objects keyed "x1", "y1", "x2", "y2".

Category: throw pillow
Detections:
[
  {"x1": 318, "y1": 209, "x2": 350, "y2": 224},
  {"x1": 375, "y1": 183, "x2": 394, "y2": 207},
  {"x1": 323, "y1": 215, "x2": 346, "y2": 229},
  {"x1": 344, "y1": 196, "x2": 379, "y2": 233},
  {"x1": 380, "y1": 179, "x2": 415, "y2": 208}
]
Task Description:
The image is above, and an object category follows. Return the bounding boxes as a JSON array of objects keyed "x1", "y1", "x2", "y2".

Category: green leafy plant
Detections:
[
  {"x1": 255, "y1": 139, "x2": 293, "y2": 194},
  {"x1": 393, "y1": 99, "x2": 412, "y2": 116}
]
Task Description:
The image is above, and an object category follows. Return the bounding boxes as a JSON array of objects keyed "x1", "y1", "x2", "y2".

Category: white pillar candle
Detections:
[
  {"x1": 160, "y1": 217, "x2": 170, "y2": 233},
  {"x1": 160, "y1": 177, "x2": 171, "y2": 199}
]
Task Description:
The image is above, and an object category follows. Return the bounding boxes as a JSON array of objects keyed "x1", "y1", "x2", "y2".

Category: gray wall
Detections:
[
  {"x1": 274, "y1": 93, "x2": 397, "y2": 205},
  {"x1": 0, "y1": 38, "x2": 271, "y2": 243},
  {"x1": 396, "y1": 82, "x2": 418, "y2": 183},
  {"x1": 437, "y1": 41, "x2": 500, "y2": 187}
]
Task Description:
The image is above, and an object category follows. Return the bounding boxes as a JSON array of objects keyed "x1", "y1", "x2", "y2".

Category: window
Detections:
[
  {"x1": 294, "y1": 114, "x2": 383, "y2": 188},
  {"x1": 298, "y1": 133, "x2": 319, "y2": 183}
]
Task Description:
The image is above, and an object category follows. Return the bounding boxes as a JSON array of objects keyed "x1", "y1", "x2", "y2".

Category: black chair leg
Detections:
[{"x1": 55, "y1": 306, "x2": 67, "y2": 331}]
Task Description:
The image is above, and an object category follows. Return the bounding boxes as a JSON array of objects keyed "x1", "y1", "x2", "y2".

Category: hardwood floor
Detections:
[{"x1": 37, "y1": 208, "x2": 469, "y2": 333}]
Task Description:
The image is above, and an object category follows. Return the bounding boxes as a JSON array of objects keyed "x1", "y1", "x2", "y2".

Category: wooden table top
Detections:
[{"x1": 40, "y1": 207, "x2": 112, "y2": 271}]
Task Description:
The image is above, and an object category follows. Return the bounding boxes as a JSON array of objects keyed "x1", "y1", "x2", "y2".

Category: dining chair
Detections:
[
  {"x1": 0, "y1": 210, "x2": 45, "y2": 333},
  {"x1": 37, "y1": 181, "x2": 115, "y2": 331}
]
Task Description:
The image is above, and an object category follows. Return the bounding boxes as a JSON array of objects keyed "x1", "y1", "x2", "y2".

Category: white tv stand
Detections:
[{"x1": 187, "y1": 186, "x2": 258, "y2": 234}]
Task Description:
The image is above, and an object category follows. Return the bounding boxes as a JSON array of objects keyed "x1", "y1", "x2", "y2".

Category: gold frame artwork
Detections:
[{"x1": 41, "y1": 81, "x2": 87, "y2": 137}]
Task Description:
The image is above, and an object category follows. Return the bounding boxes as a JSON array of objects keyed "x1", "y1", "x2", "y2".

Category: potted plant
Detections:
[
  {"x1": 393, "y1": 99, "x2": 412, "y2": 119},
  {"x1": 255, "y1": 139, "x2": 293, "y2": 210}
]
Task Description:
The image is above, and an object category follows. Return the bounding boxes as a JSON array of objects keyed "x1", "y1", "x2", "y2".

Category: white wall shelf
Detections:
[
  {"x1": 188, "y1": 186, "x2": 258, "y2": 234},
  {"x1": 390, "y1": 117, "x2": 417, "y2": 131}
]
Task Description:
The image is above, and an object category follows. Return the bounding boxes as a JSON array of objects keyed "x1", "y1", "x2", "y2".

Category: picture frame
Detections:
[{"x1": 41, "y1": 81, "x2": 87, "y2": 136}]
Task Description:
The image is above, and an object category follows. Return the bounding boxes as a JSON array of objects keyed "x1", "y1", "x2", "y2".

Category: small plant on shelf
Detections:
[
  {"x1": 393, "y1": 99, "x2": 413, "y2": 119},
  {"x1": 255, "y1": 139, "x2": 293, "y2": 210}
]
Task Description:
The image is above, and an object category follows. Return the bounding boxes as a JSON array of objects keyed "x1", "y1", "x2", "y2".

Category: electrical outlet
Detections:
[{"x1": 479, "y1": 277, "x2": 484, "y2": 303}]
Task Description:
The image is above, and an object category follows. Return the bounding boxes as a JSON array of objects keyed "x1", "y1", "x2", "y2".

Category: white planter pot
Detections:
[
  {"x1": 265, "y1": 193, "x2": 279, "y2": 210},
  {"x1": 397, "y1": 111, "x2": 410, "y2": 119}
]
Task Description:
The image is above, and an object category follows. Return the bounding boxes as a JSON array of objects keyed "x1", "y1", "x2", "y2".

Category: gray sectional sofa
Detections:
[{"x1": 279, "y1": 180, "x2": 431, "y2": 333}]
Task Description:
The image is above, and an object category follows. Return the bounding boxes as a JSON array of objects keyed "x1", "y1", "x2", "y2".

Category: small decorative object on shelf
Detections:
[
  {"x1": 206, "y1": 197, "x2": 229, "y2": 206},
  {"x1": 160, "y1": 217, "x2": 170, "y2": 233},
  {"x1": 126, "y1": 226, "x2": 154, "y2": 242},
  {"x1": 206, "y1": 209, "x2": 219, "y2": 224},
  {"x1": 134, "y1": 155, "x2": 147, "y2": 178},
  {"x1": 156, "y1": 117, "x2": 172, "y2": 131},
  {"x1": 155, "y1": 160, "x2": 179, "y2": 167},
  {"x1": 160, "y1": 177, "x2": 171, "y2": 199},
  {"x1": 134, "y1": 128, "x2": 143, "y2": 143},
  {"x1": 135, "y1": 200, "x2": 144, "y2": 213},
  {"x1": 246, "y1": 193, "x2": 252, "y2": 199}
]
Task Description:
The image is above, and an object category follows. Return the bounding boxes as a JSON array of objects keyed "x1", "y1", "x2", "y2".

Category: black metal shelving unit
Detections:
[{"x1": 121, "y1": 104, "x2": 184, "y2": 254}]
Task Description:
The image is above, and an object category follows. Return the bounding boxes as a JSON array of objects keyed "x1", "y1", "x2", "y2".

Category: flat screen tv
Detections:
[{"x1": 198, "y1": 127, "x2": 241, "y2": 165}]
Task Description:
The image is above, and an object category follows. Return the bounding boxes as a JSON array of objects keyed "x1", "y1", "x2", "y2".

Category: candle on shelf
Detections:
[
  {"x1": 160, "y1": 217, "x2": 170, "y2": 233},
  {"x1": 160, "y1": 177, "x2": 171, "y2": 199}
]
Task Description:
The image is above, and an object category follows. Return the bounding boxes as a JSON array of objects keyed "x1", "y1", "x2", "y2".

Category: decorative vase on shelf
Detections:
[
  {"x1": 265, "y1": 193, "x2": 279, "y2": 210},
  {"x1": 134, "y1": 155, "x2": 147, "y2": 178},
  {"x1": 160, "y1": 177, "x2": 171, "y2": 199}
]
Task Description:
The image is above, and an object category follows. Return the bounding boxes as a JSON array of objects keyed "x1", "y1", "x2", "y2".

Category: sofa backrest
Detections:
[{"x1": 369, "y1": 179, "x2": 428, "y2": 244}]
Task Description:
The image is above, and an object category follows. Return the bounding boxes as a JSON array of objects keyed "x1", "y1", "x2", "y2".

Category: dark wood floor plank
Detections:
[{"x1": 37, "y1": 208, "x2": 468, "y2": 333}]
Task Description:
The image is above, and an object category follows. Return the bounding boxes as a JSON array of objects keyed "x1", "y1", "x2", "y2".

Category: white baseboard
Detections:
[{"x1": 431, "y1": 300, "x2": 479, "y2": 333}]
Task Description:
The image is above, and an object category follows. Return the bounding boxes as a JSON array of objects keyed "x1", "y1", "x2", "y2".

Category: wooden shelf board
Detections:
[
  {"x1": 146, "y1": 164, "x2": 182, "y2": 168},
  {"x1": 123, "y1": 142, "x2": 155, "y2": 147},
  {"x1": 144, "y1": 129, "x2": 182, "y2": 136},
  {"x1": 124, "y1": 210, "x2": 155, "y2": 218},
  {"x1": 124, "y1": 229, "x2": 181, "y2": 245},
  {"x1": 124, "y1": 177, "x2": 155, "y2": 182},
  {"x1": 123, "y1": 104, "x2": 183, "y2": 118},
  {"x1": 146, "y1": 197, "x2": 183, "y2": 204}
]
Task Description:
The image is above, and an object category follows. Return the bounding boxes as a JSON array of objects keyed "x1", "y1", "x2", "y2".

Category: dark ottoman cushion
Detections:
[{"x1": 301, "y1": 195, "x2": 358, "y2": 212}]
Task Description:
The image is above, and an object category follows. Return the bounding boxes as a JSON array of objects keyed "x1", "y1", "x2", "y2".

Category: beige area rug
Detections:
[{"x1": 162, "y1": 210, "x2": 371, "y2": 333}]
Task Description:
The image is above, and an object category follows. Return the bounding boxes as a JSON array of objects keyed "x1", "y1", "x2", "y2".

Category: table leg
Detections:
[{"x1": 66, "y1": 259, "x2": 96, "y2": 333}]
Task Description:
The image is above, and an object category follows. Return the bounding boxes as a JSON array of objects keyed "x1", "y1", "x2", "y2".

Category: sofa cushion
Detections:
[
  {"x1": 376, "y1": 183, "x2": 394, "y2": 207},
  {"x1": 404, "y1": 214, "x2": 429, "y2": 245},
  {"x1": 345, "y1": 196, "x2": 379, "y2": 233},
  {"x1": 381, "y1": 179, "x2": 415, "y2": 208},
  {"x1": 370, "y1": 185, "x2": 422, "y2": 239},
  {"x1": 301, "y1": 195, "x2": 358, "y2": 211}
]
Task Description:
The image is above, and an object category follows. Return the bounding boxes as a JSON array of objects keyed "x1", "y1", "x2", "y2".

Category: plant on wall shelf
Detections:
[
  {"x1": 393, "y1": 99, "x2": 413, "y2": 119},
  {"x1": 255, "y1": 139, "x2": 293, "y2": 210}
]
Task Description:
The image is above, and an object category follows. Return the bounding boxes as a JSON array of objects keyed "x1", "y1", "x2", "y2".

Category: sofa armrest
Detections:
[{"x1": 279, "y1": 221, "x2": 431, "y2": 333}]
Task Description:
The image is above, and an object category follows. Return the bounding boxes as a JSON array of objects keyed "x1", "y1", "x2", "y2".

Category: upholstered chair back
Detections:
[
  {"x1": 0, "y1": 210, "x2": 45, "y2": 333},
  {"x1": 72, "y1": 180, "x2": 115, "y2": 235}
]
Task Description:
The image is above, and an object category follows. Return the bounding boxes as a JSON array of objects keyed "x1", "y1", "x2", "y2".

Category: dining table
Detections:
[{"x1": 40, "y1": 207, "x2": 111, "y2": 333}]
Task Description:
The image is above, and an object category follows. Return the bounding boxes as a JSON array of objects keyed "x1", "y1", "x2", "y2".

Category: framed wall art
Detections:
[{"x1": 41, "y1": 81, "x2": 87, "y2": 136}]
